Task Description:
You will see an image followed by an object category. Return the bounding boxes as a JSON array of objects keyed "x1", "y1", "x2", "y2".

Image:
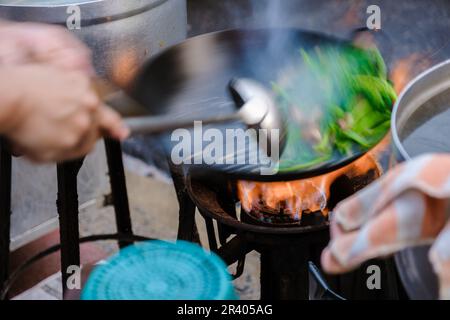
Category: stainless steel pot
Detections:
[
  {"x1": 391, "y1": 60, "x2": 450, "y2": 300},
  {"x1": 0, "y1": 0, "x2": 188, "y2": 83},
  {"x1": 0, "y1": 0, "x2": 187, "y2": 249}
]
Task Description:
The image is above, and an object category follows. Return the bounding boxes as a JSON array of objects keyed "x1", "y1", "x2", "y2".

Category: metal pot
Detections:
[
  {"x1": 0, "y1": 0, "x2": 187, "y2": 249},
  {"x1": 0, "y1": 0, "x2": 187, "y2": 83},
  {"x1": 391, "y1": 60, "x2": 450, "y2": 300}
]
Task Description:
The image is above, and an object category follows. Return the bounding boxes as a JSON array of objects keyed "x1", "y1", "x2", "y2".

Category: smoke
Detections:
[
  {"x1": 215, "y1": 0, "x2": 289, "y2": 30},
  {"x1": 258, "y1": 0, "x2": 284, "y2": 28},
  {"x1": 267, "y1": 0, "x2": 282, "y2": 27}
]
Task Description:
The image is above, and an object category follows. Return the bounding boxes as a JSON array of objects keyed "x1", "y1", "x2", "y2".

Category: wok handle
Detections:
[
  {"x1": 92, "y1": 78, "x2": 151, "y2": 117},
  {"x1": 124, "y1": 113, "x2": 240, "y2": 135},
  {"x1": 103, "y1": 90, "x2": 153, "y2": 118},
  {"x1": 92, "y1": 78, "x2": 241, "y2": 135}
]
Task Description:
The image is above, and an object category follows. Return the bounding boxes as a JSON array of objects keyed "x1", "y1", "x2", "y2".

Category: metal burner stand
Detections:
[
  {"x1": 0, "y1": 139, "x2": 134, "y2": 298},
  {"x1": 174, "y1": 164, "x2": 406, "y2": 300}
]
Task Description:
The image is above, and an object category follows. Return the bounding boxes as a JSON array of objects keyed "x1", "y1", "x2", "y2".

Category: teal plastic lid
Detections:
[{"x1": 81, "y1": 240, "x2": 237, "y2": 300}]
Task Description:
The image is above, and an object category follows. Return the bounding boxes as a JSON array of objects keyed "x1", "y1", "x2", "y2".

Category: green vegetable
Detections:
[{"x1": 273, "y1": 45, "x2": 396, "y2": 172}]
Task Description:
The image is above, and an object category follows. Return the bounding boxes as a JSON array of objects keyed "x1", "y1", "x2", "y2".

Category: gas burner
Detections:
[
  {"x1": 183, "y1": 154, "x2": 398, "y2": 300},
  {"x1": 241, "y1": 209, "x2": 327, "y2": 228},
  {"x1": 189, "y1": 153, "x2": 381, "y2": 232}
]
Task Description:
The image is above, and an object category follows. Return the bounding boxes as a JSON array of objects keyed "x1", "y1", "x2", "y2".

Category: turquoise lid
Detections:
[{"x1": 81, "y1": 240, "x2": 238, "y2": 300}]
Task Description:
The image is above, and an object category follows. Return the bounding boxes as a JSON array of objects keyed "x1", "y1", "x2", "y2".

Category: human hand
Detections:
[
  {"x1": 0, "y1": 20, "x2": 94, "y2": 75},
  {"x1": 0, "y1": 65, "x2": 129, "y2": 163},
  {"x1": 321, "y1": 154, "x2": 450, "y2": 299}
]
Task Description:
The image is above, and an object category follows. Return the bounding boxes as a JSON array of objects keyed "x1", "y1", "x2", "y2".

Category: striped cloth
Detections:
[{"x1": 321, "y1": 154, "x2": 450, "y2": 300}]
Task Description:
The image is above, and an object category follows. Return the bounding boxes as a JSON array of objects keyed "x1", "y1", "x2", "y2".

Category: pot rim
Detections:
[
  {"x1": 0, "y1": 0, "x2": 165, "y2": 8},
  {"x1": 0, "y1": 0, "x2": 101, "y2": 8},
  {"x1": 391, "y1": 59, "x2": 450, "y2": 161},
  {"x1": 0, "y1": 0, "x2": 170, "y2": 25}
]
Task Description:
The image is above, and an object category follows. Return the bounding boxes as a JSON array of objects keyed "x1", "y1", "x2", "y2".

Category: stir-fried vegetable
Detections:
[{"x1": 273, "y1": 45, "x2": 396, "y2": 171}]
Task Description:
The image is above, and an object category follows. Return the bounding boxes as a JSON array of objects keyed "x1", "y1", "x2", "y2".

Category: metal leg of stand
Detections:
[
  {"x1": 169, "y1": 162, "x2": 201, "y2": 244},
  {"x1": 0, "y1": 140, "x2": 11, "y2": 291},
  {"x1": 260, "y1": 245, "x2": 309, "y2": 300},
  {"x1": 57, "y1": 160, "x2": 83, "y2": 297},
  {"x1": 104, "y1": 139, "x2": 133, "y2": 248}
]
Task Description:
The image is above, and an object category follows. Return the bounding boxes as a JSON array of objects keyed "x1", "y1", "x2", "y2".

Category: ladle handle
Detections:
[
  {"x1": 92, "y1": 78, "x2": 241, "y2": 134},
  {"x1": 123, "y1": 113, "x2": 241, "y2": 135},
  {"x1": 92, "y1": 79, "x2": 150, "y2": 118}
]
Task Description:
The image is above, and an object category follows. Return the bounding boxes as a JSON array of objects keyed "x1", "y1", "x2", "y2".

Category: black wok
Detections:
[{"x1": 127, "y1": 28, "x2": 389, "y2": 182}]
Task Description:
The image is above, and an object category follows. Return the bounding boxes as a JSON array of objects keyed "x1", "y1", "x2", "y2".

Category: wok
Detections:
[{"x1": 126, "y1": 28, "x2": 390, "y2": 182}]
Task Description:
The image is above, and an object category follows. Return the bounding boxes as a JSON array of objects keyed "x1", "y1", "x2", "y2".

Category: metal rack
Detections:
[{"x1": 0, "y1": 139, "x2": 134, "y2": 298}]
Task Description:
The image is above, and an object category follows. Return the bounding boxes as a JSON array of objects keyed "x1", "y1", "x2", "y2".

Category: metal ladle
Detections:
[{"x1": 104, "y1": 78, "x2": 287, "y2": 154}]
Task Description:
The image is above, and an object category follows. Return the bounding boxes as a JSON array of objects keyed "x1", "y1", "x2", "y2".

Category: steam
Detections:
[
  {"x1": 218, "y1": 0, "x2": 288, "y2": 29},
  {"x1": 265, "y1": 0, "x2": 283, "y2": 28}
]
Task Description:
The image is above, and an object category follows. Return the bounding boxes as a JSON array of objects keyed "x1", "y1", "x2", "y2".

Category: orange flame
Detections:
[
  {"x1": 391, "y1": 53, "x2": 431, "y2": 94},
  {"x1": 237, "y1": 151, "x2": 381, "y2": 221}
]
